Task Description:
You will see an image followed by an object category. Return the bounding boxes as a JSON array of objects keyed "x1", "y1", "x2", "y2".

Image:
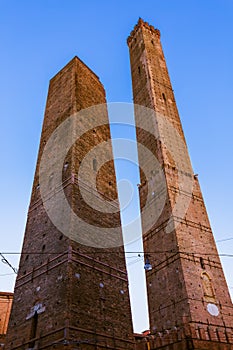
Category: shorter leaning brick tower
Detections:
[
  {"x1": 128, "y1": 19, "x2": 233, "y2": 350},
  {"x1": 5, "y1": 57, "x2": 134, "y2": 349}
]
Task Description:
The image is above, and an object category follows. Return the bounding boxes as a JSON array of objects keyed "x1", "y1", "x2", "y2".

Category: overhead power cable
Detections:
[
  {"x1": 216, "y1": 237, "x2": 233, "y2": 243},
  {"x1": 1, "y1": 250, "x2": 233, "y2": 258},
  {"x1": 0, "y1": 253, "x2": 18, "y2": 274}
]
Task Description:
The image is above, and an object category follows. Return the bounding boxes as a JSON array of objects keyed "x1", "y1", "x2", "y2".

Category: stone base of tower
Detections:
[
  {"x1": 136, "y1": 340, "x2": 233, "y2": 350},
  {"x1": 135, "y1": 324, "x2": 233, "y2": 350},
  {"x1": 5, "y1": 324, "x2": 135, "y2": 350}
]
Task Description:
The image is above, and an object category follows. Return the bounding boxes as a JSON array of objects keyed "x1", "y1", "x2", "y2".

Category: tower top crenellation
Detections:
[{"x1": 127, "y1": 18, "x2": 160, "y2": 45}]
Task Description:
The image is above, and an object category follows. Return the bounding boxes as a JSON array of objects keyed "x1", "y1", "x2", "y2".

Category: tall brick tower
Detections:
[
  {"x1": 128, "y1": 19, "x2": 233, "y2": 349},
  {"x1": 5, "y1": 57, "x2": 134, "y2": 349}
]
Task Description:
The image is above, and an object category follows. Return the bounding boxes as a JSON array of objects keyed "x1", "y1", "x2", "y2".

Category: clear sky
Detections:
[{"x1": 0, "y1": 0, "x2": 233, "y2": 333}]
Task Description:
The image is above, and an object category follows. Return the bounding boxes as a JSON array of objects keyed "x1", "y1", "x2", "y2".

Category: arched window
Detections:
[{"x1": 201, "y1": 272, "x2": 216, "y2": 303}]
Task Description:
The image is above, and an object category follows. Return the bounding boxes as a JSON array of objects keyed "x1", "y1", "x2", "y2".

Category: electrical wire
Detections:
[
  {"x1": 1, "y1": 251, "x2": 233, "y2": 257},
  {"x1": 127, "y1": 256, "x2": 144, "y2": 267},
  {"x1": 0, "y1": 253, "x2": 18, "y2": 274},
  {"x1": 1, "y1": 249, "x2": 233, "y2": 277},
  {"x1": 216, "y1": 237, "x2": 233, "y2": 243}
]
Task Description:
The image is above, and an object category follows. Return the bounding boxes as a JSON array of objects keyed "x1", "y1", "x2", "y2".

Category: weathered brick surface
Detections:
[
  {"x1": 0, "y1": 292, "x2": 13, "y2": 348},
  {"x1": 5, "y1": 19, "x2": 233, "y2": 350},
  {"x1": 128, "y1": 19, "x2": 233, "y2": 349},
  {"x1": 5, "y1": 57, "x2": 134, "y2": 349}
]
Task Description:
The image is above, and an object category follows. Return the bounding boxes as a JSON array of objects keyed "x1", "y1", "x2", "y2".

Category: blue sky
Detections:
[{"x1": 1, "y1": 0, "x2": 233, "y2": 333}]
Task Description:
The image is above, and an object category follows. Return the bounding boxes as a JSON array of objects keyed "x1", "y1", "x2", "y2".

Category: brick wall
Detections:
[
  {"x1": 128, "y1": 19, "x2": 233, "y2": 349},
  {"x1": 0, "y1": 292, "x2": 13, "y2": 348},
  {"x1": 5, "y1": 57, "x2": 134, "y2": 349}
]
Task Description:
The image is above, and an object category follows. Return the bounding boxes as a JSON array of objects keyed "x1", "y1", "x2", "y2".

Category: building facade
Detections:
[
  {"x1": 4, "y1": 19, "x2": 233, "y2": 350},
  {"x1": 0, "y1": 292, "x2": 13, "y2": 348},
  {"x1": 128, "y1": 18, "x2": 233, "y2": 349},
  {"x1": 5, "y1": 57, "x2": 134, "y2": 349}
]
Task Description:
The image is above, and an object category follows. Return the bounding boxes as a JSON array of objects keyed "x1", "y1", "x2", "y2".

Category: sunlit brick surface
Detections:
[{"x1": 128, "y1": 18, "x2": 233, "y2": 349}]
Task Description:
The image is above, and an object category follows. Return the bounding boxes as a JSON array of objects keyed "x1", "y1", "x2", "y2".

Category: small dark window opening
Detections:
[
  {"x1": 162, "y1": 93, "x2": 166, "y2": 101},
  {"x1": 138, "y1": 66, "x2": 141, "y2": 74},
  {"x1": 42, "y1": 244, "x2": 45, "y2": 251},
  {"x1": 93, "y1": 159, "x2": 97, "y2": 171},
  {"x1": 29, "y1": 311, "x2": 38, "y2": 348},
  {"x1": 200, "y1": 257, "x2": 205, "y2": 269},
  {"x1": 151, "y1": 40, "x2": 154, "y2": 45}
]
